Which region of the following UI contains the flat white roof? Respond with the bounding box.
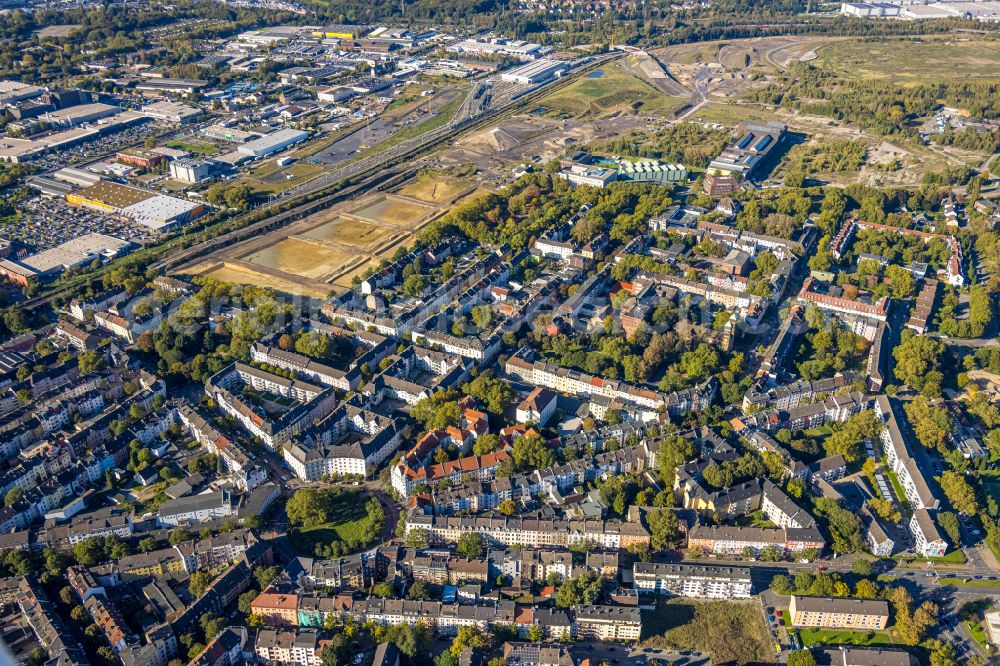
[122,194,201,228]
[21,233,132,272]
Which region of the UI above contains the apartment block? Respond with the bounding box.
[632,562,752,599]
[788,596,889,630]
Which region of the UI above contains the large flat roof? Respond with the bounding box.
[122,194,201,228]
[73,180,157,208]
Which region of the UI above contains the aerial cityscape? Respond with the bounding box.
[0,1,997,666]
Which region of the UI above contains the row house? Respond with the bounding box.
[742,373,858,413]
[687,524,825,557]
[403,552,490,586]
[171,545,272,637]
[255,628,325,666]
[405,513,651,550]
[38,507,133,547]
[829,217,964,287]
[788,595,889,631]
[69,289,129,321]
[505,347,716,419]
[206,363,337,451]
[175,401,268,492]
[860,506,895,558]
[910,508,948,558]
[17,577,90,665]
[755,392,867,433]
[157,490,235,527]
[173,528,260,574]
[760,480,816,530]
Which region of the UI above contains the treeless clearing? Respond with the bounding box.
[242,238,355,281]
[348,197,436,227]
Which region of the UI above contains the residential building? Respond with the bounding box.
[157,490,235,527]
[632,562,752,599]
[571,605,641,641]
[910,508,947,557]
[788,596,889,630]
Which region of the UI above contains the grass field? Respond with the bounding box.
[166,140,220,155]
[242,161,325,194]
[797,628,892,647]
[349,197,435,227]
[290,490,373,556]
[685,101,781,126]
[815,38,1000,83]
[540,65,685,118]
[398,174,472,204]
[242,238,355,281]
[301,217,396,250]
[640,600,774,665]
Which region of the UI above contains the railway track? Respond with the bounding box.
[19,55,619,311]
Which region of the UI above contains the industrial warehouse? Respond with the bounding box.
[66,181,206,231]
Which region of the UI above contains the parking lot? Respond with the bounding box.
[29,122,165,172]
[7,196,159,251]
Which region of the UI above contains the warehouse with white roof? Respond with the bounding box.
[237,128,309,158]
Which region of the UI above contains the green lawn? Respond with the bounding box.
[939,577,1000,587]
[894,550,967,565]
[967,620,989,649]
[885,469,911,511]
[289,490,374,556]
[166,140,220,156]
[797,628,892,647]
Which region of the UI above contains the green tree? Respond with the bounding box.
[72,537,104,566]
[408,579,431,600]
[463,376,513,413]
[406,528,430,549]
[285,488,329,528]
[940,471,979,516]
[4,487,23,507]
[237,590,257,615]
[77,350,106,374]
[813,497,864,553]
[456,532,484,558]
[169,528,193,546]
[450,626,492,657]
[893,333,945,396]
[189,571,211,598]
[511,432,555,471]
[787,650,817,666]
[647,508,679,550]
[851,559,873,576]
[937,511,961,545]
[372,582,394,598]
